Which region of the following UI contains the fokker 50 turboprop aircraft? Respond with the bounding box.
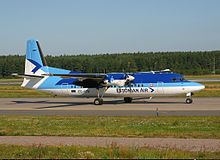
[18,39,205,105]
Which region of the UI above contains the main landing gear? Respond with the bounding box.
[93,88,106,105]
[124,97,132,103]
[185,92,193,104]
[94,98,103,105]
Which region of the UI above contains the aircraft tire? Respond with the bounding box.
[124,97,132,103]
[185,98,193,104]
[94,98,103,105]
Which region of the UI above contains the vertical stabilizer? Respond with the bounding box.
[22,39,48,88]
[24,39,47,76]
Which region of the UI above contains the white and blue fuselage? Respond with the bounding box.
[33,71,204,98]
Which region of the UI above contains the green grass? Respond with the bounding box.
[0,144,219,159]
[0,78,23,82]
[194,89,220,97]
[0,116,219,139]
[192,81,220,97]
[185,74,220,79]
[0,85,53,98]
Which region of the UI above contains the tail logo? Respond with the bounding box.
[27,59,42,73]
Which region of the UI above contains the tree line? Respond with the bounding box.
[0,51,219,77]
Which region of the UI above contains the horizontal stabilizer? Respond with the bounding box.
[12,73,44,79]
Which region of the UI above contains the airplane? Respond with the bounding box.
[16,39,205,105]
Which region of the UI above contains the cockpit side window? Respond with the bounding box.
[172,78,177,82]
[172,77,186,82]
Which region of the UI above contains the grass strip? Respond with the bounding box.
[185,74,220,79]
[0,116,219,139]
[0,144,219,159]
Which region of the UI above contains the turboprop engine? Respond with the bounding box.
[102,74,135,87]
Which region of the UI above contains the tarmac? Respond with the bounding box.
[0,97,219,116]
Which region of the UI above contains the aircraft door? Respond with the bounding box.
[157,82,164,94]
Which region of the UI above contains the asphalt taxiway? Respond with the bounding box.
[0,97,219,116]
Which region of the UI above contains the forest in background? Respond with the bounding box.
[0,51,219,77]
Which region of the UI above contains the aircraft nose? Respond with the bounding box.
[200,84,205,90]
[195,83,205,91]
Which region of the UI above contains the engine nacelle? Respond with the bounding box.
[111,79,127,86]
[101,75,135,87]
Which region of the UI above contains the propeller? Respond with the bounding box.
[102,74,135,87]
[124,74,135,93]
[124,74,134,85]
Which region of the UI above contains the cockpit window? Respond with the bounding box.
[172,77,186,82]
[172,78,176,82]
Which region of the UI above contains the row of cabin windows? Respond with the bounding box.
[110,84,144,88]
[64,84,145,88]
[66,82,192,88]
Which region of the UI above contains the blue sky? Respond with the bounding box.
[0,0,220,55]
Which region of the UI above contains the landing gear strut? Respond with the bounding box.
[93,88,106,105]
[124,97,132,103]
[185,92,193,104]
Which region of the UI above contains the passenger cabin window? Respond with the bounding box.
[71,90,76,93]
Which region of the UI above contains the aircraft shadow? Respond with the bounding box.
[12,100,92,109]
[12,99,184,109]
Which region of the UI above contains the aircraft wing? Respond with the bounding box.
[43,73,106,79]
[43,73,107,88]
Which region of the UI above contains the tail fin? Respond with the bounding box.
[22,39,71,89]
[24,39,47,76]
[22,39,48,88]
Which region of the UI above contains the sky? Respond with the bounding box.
[0,0,220,55]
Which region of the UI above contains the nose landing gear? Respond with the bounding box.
[185,98,193,104]
[185,92,193,104]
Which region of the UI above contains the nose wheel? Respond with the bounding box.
[185,98,193,104]
[185,92,193,104]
